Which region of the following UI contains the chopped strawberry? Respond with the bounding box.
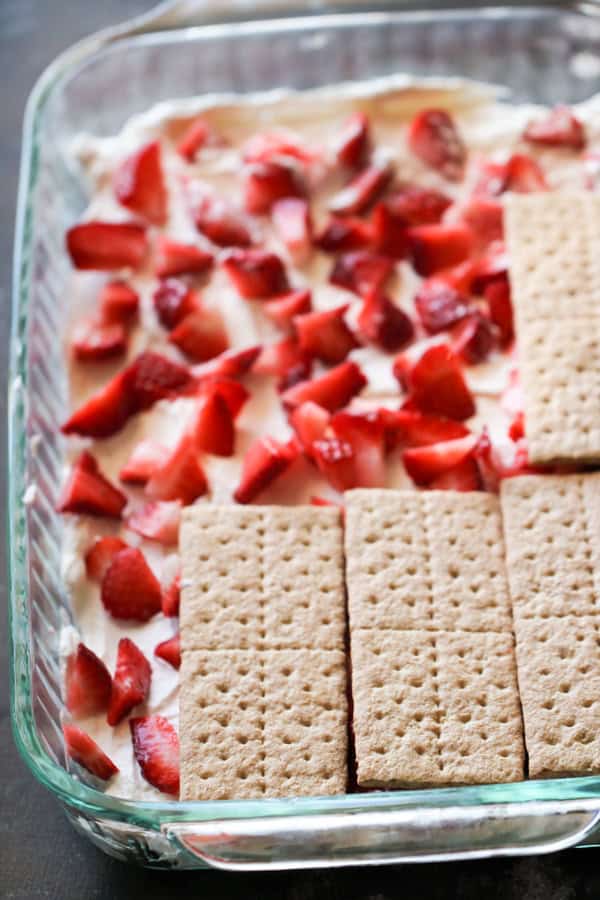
[71,319,127,362]
[61,370,133,438]
[197,376,250,418]
[281,360,367,412]
[414,279,471,335]
[458,198,504,252]
[57,452,127,519]
[335,112,371,168]
[473,427,500,492]
[119,440,169,485]
[428,455,482,491]
[126,500,182,546]
[271,198,312,262]
[330,251,394,297]
[504,154,548,193]
[127,351,192,411]
[432,259,479,295]
[252,337,312,389]
[233,437,299,503]
[192,195,252,248]
[290,401,331,455]
[114,140,168,226]
[329,163,392,216]
[130,715,179,796]
[264,289,312,328]
[403,433,478,485]
[243,131,316,165]
[398,344,476,421]
[162,574,180,617]
[452,312,496,364]
[107,637,152,727]
[177,117,223,161]
[508,410,525,442]
[471,244,509,294]
[99,281,140,326]
[197,346,261,379]
[524,105,586,150]
[244,161,304,215]
[154,236,213,278]
[155,634,181,670]
[370,202,410,259]
[484,278,514,345]
[310,495,342,509]
[194,391,235,456]
[145,433,207,505]
[222,248,289,299]
[84,536,128,581]
[384,185,452,226]
[315,216,373,253]
[66,643,112,717]
[330,410,386,488]
[153,279,198,329]
[66,221,148,271]
[383,409,469,450]
[312,438,356,492]
[169,308,229,362]
[408,224,473,276]
[63,725,118,780]
[407,109,466,181]
[294,304,358,364]
[101,547,163,621]
[357,292,414,352]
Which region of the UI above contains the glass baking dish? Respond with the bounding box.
[10,0,600,870]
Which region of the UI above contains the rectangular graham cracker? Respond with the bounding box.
[344,489,512,633]
[179,505,345,651]
[351,628,524,788]
[180,649,348,800]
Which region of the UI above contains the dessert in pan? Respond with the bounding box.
[56,76,600,800]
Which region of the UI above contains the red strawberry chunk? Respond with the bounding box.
[61,370,133,438]
[294,304,358,364]
[329,163,392,216]
[101,547,163,621]
[107,637,152,727]
[222,248,289,299]
[383,409,469,450]
[331,410,387,488]
[84,536,128,582]
[244,161,304,215]
[316,216,373,253]
[155,237,213,278]
[177,117,223,161]
[192,195,252,248]
[458,198,504,252]
[126,500,182,546]
[335,112,371,169]
[272,198,312,262]
[281,360,367,412]
[155,634,181,670]
[264,289,312,328]
[127,351,193,411]
[71,319,127,362]
[408,224,473,276]
[504,154,548,193]
[57,452,127,519]
[357,292,414,352]
[330,251,394,297]
[66,221,148,271]
[130,715,180,796]
[194,391,235,456]
[169,308,229,362]
[399,344,476,421]
[114,140,168,226]
[63,725,118,780]
[154,272,201,328]
[196,346,261,379]
[119,440,169,485]
[233,437,299,504]
[290,401,331,455]
[509,411,525,442]
[385,185,452,226]
[145,433,207,505]
[524,105,586,150]
[66,643,112,717]
[408,109,466,181]
[312,437,357,492]
[370,202,410,259]
[484,277,514,345]
[414,279,471,335]
[473,159,510,198]
[471,244,509,294]
[99,281,140,326]
[428,455,482,491]
[243,131,316,165]
[451,312,497,365]
[310,495,343,510]
[252,337,312,390]
[162,574,180,617]
[403,433,478,485]
[196,376,250,419]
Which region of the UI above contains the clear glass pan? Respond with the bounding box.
[10,1,600,869]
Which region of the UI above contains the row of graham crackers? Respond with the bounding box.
[178,477,600,800]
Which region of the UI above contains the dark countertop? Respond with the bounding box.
[2,2,600,897]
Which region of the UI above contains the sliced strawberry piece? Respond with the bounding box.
[414,279,471,335]
[71,319,127,363]
[61,370,133,439]
[313,437,357,492]
[357,292,414,352]
[281,360,367,412]
[196,346,261,379]
[192,195,252,248]
[310,495,342,510]
[101,547,163,621]
[197,377,250,419]
[271,198,312,262]
[66,221,147,271]
[504,154,548,193]
[474,427,500,493]
[57,452,127,519]
[408,224,473,276]
[114,140,168,226]
[385,185,452,226]
[432,259,479,295]
[63,725,118,780]
[252,337,312,390]
[407,109,466,181]
[290,401,331,455]
[335,112,371,169]
[244,161,304,215]
[428,455,482,491]
[404,433,478,485]
[222,248,289,299]
[484,277,514,345]
[107,637,152,727]
[119,440,170,485]
[126,500,182,546]
[84,536,128,582]
[399,344,476,421]
[330,251,394,297]
[145,433,207,505]
[315,216,373,253]
[127,351,192,411]
[194,391,235,456]
[130,715,179,796]
[294,304,358,364]
[458,198,504,252]
[233,437,299,503]
[153,279,199,329]
[177,117,223,161]
[508,410,525,442]
[154,634,181,670]
[66,643,112,717]
[154,237,213,278]
[99,281,140,326]
[331,409,386,488]
[451,312,496,365]
[471,243,509,294]
[162,573,180,617]
[370,202,410,259]
[243,131,316,165]
[169,308,229,362]
[383,409,469,450]
[329,163,392,216]
[473,159,509,197]
[264,289,312,328]
[524,105,586,150]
